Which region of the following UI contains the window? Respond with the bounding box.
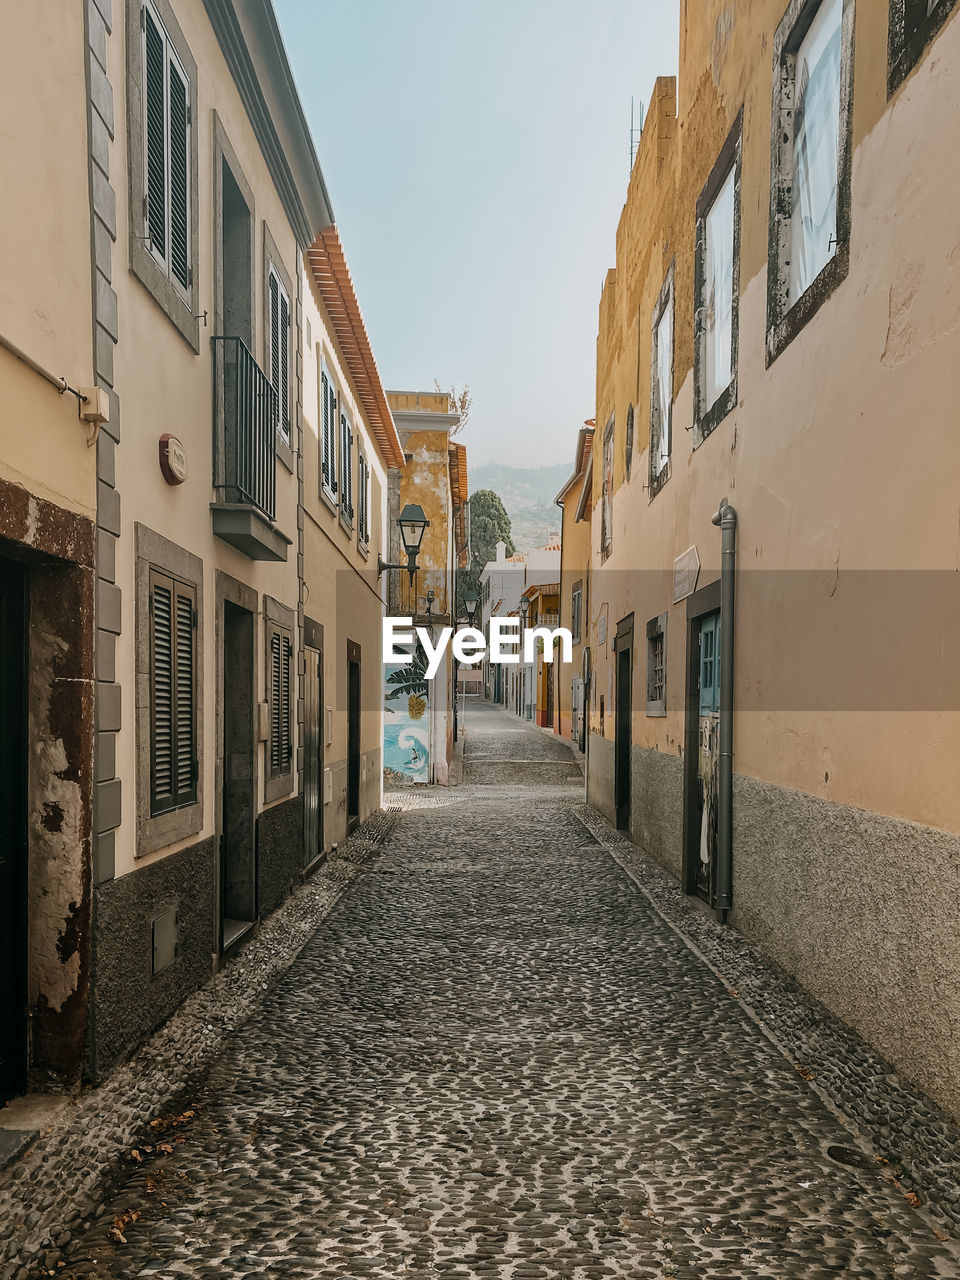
[571,582,583,643]
[625,405,634,479]
[340,408,354,525]
[149,568,197,814]
[268,267,291,443]
[320,366,338,501]
[600,416,614,560]
[142,1,191,295]
[127,0,198,347]
[649,269,674,498]
[357,449,371,547]
[767,0,853,363]
[267,621,293,779]
[889,0,958,93]
[694,113,742,444]
[646,614,667,717]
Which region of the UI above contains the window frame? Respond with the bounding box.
[693,111,743,447]
[571,581,583,644]
[649,265,675,500]
[600,413,615,561]
[356,445,371,552]
[766,0,855,366]
[135,524,204,856]
[888,0,959,95]
[624,404,635,479]
[319,359,339,507]
[339,404,354,531]
[262,224,295,472]
[646,613,668,717]
[125,0,199,351]
[263,593,297,803]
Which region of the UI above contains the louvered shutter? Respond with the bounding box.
[151,573,174,811]
[174,584,196,802]
[280,635,292,766]
[279,291,290,441]
[143,7,166,259]
[269,627,282,774]
[150,570,196,815]
[328,383,338,493]
[168,54,189,290]
[320,370,330,487]
[269,273,280,393]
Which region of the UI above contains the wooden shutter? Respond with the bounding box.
[268,623,292,777]
[340,413,353,519]
[150,569,197,815]
[269,273,280,393]
[279,290,290,440]
[320,370,330,487]
[143,6,166,259]
[168,52,189,290]
[328,382,338,493]
[151,573,174,811]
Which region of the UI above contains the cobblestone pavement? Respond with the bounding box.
[462,700,581,763]
[51,710,960,1278]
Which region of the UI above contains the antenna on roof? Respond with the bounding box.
[630,96,645,171]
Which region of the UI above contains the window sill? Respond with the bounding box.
[888,0,960,97]
[137,798,203,858]
[358,538,370,560]
[765,244,850,367]
[339,510,354,538]
[693,381,737,449]
[276,433,294,474]
[648,460,671,502]
[211,502,291,562]
[264,768,294,805]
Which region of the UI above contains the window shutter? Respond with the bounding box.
[168,54,189,290]
[279,290,290,439]
[328,384,338,492]
[281,635,292,764]
[269,273,280,394]
[143,7,166,259]
[269,626,282,774]
[174,583,196,802]
[320,370,329,485]
[151,574,174,811]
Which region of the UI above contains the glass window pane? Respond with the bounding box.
[704,166,735,409]
[789,0,843,304]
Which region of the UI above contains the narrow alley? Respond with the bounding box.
[50,706,960,1280]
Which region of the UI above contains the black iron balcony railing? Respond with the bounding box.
[212,336,277,521]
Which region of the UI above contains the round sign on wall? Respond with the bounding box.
[159,434,187,485]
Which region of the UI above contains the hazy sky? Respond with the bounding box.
[274,1,680,469]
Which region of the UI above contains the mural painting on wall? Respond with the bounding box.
[383,639,430,785]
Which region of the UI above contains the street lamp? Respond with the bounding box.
[463,590,479,620]
[378,503,430,582]
[518,595,529,625]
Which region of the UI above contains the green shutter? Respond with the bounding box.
[151,574,174,810]
[279,290,290,439]
[168,54,189,290]
[143,7,166,259]
[174,585,196,801]
[320,370,329,485]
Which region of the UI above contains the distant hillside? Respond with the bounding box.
[470,462,570,553]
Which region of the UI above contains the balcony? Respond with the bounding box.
[211,336,291,562]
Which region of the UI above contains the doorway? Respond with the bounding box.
[0,560,27,1105]
[614,614,634,832]
[682,580,723,907]
[303,639,323,867]
[346,640,361,833]
[221,601,256,949]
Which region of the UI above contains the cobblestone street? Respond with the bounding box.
[53,706,960,1279]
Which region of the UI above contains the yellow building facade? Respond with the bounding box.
[580,0,960,1120]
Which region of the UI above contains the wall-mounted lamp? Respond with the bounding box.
[377,503,430,582]
[463,591,479,620]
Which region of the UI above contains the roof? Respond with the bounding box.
[574,453,594,523]
[556,424,596,505]
[306,227,405,470]
[522,582,561,599]
[204,0,334,243]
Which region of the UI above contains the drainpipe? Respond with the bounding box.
[710,497,737,918]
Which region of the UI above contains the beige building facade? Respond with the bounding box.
[555,425,594,749]
[581,0,960,1120]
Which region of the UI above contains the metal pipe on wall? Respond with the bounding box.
[711,497,738,917]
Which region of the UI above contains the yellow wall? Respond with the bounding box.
[587,0,960,833]
[0,0,96,518]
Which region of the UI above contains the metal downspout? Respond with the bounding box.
[711,497,738,917]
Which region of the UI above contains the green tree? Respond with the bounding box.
[459,489,515,606]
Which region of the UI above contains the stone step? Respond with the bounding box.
[462,758,584,785]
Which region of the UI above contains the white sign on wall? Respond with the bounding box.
[673,545,701,603]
